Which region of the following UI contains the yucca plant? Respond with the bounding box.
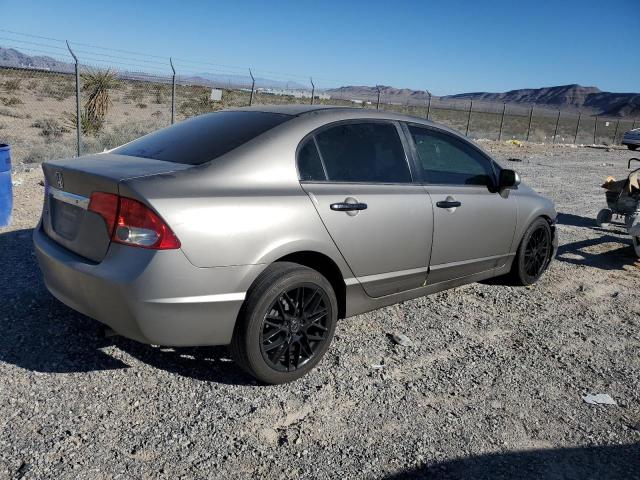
[81,69,119,132]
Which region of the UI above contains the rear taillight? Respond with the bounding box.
[88,192,119,236]
[88,192,180,250]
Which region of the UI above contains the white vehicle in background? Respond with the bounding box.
[622,128,640,151]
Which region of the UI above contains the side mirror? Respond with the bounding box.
[498,169,520,190]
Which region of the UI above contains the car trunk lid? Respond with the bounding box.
[41,153,191,262]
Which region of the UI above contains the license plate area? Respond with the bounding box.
[50,196,85,241]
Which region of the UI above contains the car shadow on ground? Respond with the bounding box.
[557,212,597,229]
[0,228,254,385]
[555,234,638,270]
[556,212,628,234]
[384,443,640,479]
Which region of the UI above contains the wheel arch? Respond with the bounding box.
[274,251,347,319]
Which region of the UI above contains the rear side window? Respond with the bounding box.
[313,123,411,183]
[113,111,291,165]
[297,139,326,181]
[408,126,495,186]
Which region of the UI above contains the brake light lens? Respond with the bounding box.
[88,192,180,250]
[88,192,119,236]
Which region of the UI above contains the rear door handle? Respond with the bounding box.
[330,202,368,211]
[436,200,462,208]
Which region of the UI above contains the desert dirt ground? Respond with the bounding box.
[0,141,639,479]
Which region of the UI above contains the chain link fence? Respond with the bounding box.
[0,61,637,166]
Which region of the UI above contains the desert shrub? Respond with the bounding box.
[136,102,148,109]
[22,141,76,164]
[152,84,168,104]
[3,79,21,92]
[179,89,221,117]
[81,69,119,132]
[86,120,163,152]
[1,97,22,107]
[63,110,103,136]
[40,81,74,101]
[0,107,26,119]
[32,118,68,140]
[26,80,38,90]
[123,89,144,104]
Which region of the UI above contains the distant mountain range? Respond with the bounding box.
[327,84,640,118]
[327,85,432,104]
[445,84,640,117]
[0,46,74,73]
[1,46,638,117]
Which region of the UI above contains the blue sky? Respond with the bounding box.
[1,0,637,95]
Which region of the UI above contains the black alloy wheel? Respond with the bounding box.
[260,284,331,372]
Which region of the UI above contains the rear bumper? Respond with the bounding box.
[33,225,264,346]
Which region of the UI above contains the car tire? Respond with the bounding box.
[508,217,553,286]
[596,208,613,227]
[230,262,338,384]
[627,145,638,151]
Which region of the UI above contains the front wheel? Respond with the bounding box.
[596,208,613,227]
[230,262,337,384]
[509,218,553,286]
[627,145,639,151]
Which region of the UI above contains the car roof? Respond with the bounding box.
[230,104,455,133]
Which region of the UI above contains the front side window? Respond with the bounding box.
[408,126,495,186]
[312,122,412,183]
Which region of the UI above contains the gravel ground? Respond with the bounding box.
[1,142,639,479]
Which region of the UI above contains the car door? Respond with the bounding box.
[405,124,516,283]
[298,121,433,298]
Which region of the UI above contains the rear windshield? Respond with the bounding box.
[112,111,292,165]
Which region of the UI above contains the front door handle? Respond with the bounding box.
[436,200,462,208]
[330,202,368,212]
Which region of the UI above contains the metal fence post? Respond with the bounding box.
[633,119,637,130]
[593,116,598,144]
[170,57,176,125]
[574,112,581,144]
[612,120,620,145]
[310,77,315,105]
[553,110,561,143]
[526,105,534,142]
[376,85,381,109]
[249,69,255,106]
[465,100,473,136]
[498,103,506,141]
[426,93,431,120]
[66,41,81,157]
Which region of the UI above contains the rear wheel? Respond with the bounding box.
[596,208,613,227]
[509,218,553,286]
[230,262,337,384]
[627,145,638,151]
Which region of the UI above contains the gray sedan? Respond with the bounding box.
[622,128,640,150]
[34,105,557,384]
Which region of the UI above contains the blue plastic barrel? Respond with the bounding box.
[0,144,12,227]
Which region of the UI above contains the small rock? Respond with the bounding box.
[392,333,413,347]
[582,393,617,406]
